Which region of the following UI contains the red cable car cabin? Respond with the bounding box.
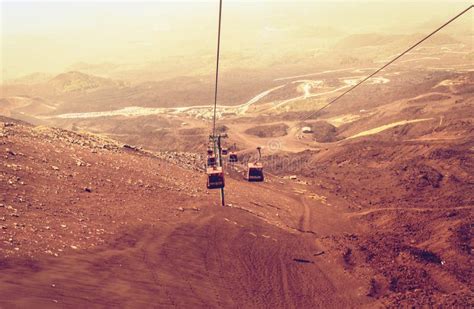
[247,162,264,182]
[207,166,225,189]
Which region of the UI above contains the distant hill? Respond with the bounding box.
[335,33,459,50]
[335,33,406,49]
[67,61,120,74]
[6,72,54,85]
[48,71,124,94]
[415,33,459,45]
[0,115,32,126]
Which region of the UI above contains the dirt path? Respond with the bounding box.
[228,123,315,153]
[346,118,434,140]
[348,205,473,217]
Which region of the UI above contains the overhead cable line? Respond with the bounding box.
[212,0,223,137]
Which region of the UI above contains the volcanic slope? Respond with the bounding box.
[260,88,474,307]
[0,118,380,308]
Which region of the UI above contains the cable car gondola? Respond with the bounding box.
[247,162,264,182]
[229,152,238,163]
[221,147,228,156]
[207,166,225,189]
[207,155,217,167]
[246,146,264,182]
[228,143,238,163]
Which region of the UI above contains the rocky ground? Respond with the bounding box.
[0,121,207,259]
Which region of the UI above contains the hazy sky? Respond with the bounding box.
[1,0,472,82]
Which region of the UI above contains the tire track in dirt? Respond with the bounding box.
[278,255,295,309]
[349,205,473,217]
[298,197,312,233]
[141,247,177,307]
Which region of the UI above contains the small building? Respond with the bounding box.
[301,126,313,133]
